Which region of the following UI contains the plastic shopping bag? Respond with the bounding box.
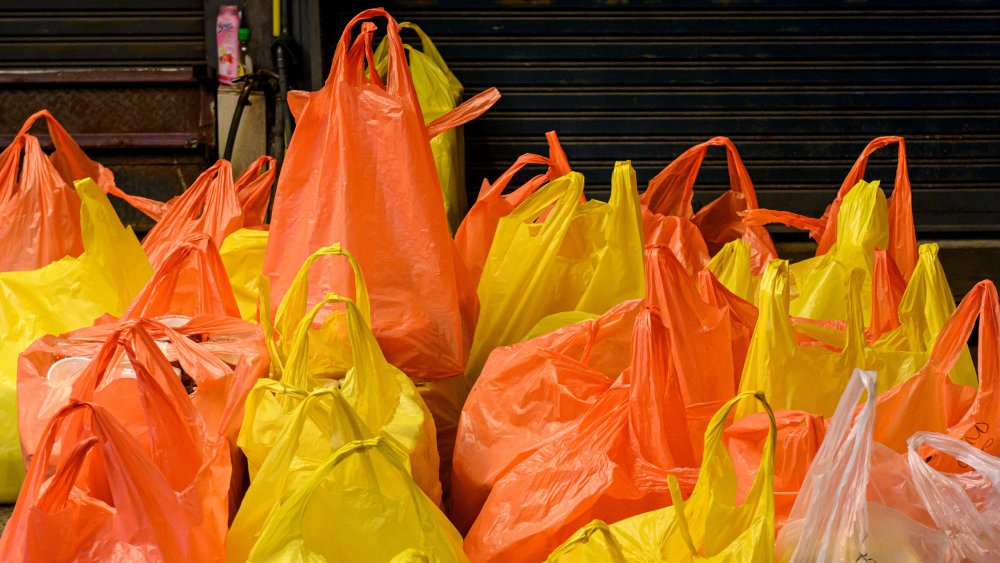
[139,159,244,268]
[904,432,1000,560]
[548,392,777,562]
[264,9,499,380]
[745,136,917,280]
[240,290,440,502]
[455,131,571,286]
[872,279,1000,466]
[467,161,644,380]
[465,306,710,562]
[0,178,150,500]
[775,370,952,562]
[0,401,230,562]
[736,259,927,418]
[220,228,270,321]
[245,437,467,563]
[452,246,754,532]
[18,319,258,516]
[641,136,778,274]
[227,385,372,561]
[375,22,466,232]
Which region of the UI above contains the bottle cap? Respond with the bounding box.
[238,27,251,41]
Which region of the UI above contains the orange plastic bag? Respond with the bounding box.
[0,400,230,562]
[122,233,243,320]
[452,246,755,532]
[454,130,571,286]
[142,156,274,268]
[872,279,1000,466]
[641,137,778,274]
[264,9,499,380]
[0,114,84,271]
[464,296,749,561]
[17,316,264,504]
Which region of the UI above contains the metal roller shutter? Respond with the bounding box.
[329,0,1000,240]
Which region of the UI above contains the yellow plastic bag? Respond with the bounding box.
[262,243,370,380]
[467,162,644,380]
[219,227,268,322]
[548,391,777,562]
[736,259,927,418]
[375,22,466,232]
[246,437,468,563]
[706,239,754,302]
[228,384,373,561]
[788,180,888,324]
[0,178,150,500]
[239,288,441,503]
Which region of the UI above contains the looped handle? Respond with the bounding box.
[479,130,571,202]
[907,431,1000,556]
[925,281,999,385]
[22,402,98,512]
[548,520,630,563]
[668,390,776,557]
[122,232,241,320]
[823,137,916,278]
[234,155,276,228]
[280,292,371,390]
[13,109,113,192]
[329,9,406,95]
[266,244,370,376]
[642,136,759,218]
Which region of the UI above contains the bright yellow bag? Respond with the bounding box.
[376,22,466,232]
[246,437,468,563]
[262,243,370,380]
[706,239,754,302]
[219,227,268,322]
[467,162,644,380]
[239,287,441,503]
[0,178,150,500]
[548,391,777,562]
[736,260,928,419]
[228,384,373,561]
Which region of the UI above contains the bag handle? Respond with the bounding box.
[546,520,630,563]
[924,280,999,387]
[15,109,112,192]
[123,233,241,320]
[869,248,905,339]
[666,391,776,558]
[234,155,276,228]
[373,22,461,90]
[264,244,370,375]
[280,292,391,415]
[68,323,203,483]
[741,208,826,241]
[786,370,878,561]
[478,130,571,202]
[425,87,501,139]
[907,431,1000,556]
[822,137,917,278]
[330,9,407,94]
[642,136,759,219]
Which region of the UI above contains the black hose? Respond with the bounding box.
[223,81,254,161]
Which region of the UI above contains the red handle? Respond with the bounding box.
[642,136,759,218]
[926,281,998,391]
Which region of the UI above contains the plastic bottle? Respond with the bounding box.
[216,5,241,84]
[238,27,253,76]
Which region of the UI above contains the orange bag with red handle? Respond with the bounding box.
[264,9,498,380]
[0,400,230,562]
[455,130,571,286]
[641,136,778,274]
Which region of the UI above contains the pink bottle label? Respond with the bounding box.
[216,7,240,84]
